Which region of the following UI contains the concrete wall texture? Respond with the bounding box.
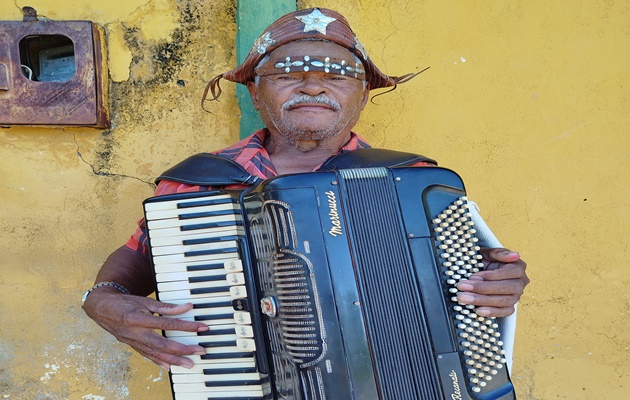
[0,0,628,399]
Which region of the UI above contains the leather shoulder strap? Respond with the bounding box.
[156,153,261,186]
[318,148,437,171]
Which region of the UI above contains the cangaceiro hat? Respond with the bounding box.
[202,8,426,105]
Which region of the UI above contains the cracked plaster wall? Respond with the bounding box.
[1,0,628,399]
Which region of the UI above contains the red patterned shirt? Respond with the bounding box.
[126,129,428,253]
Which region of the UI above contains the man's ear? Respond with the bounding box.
[247,81,260,110]
[360,84,370,110]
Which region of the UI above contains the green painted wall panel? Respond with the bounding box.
[236,0,297,138]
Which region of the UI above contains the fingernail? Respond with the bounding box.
[476,308,491,316]
[458,293,475,304]
[194,347,206,355]
[197,324,209,332]
[456,282,474,291]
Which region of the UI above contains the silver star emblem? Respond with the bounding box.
[295,9,337,35]
[251,32,275,55]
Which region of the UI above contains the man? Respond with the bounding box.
[83,8,528,372]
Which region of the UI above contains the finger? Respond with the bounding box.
[121,312,209,334]
[137,346,198,370]
[144,299,195,316]
[457,278,525,296]
[474,306,516,318]
[126,331,206,365]
[457,292,520,310]
[470,261,527,281]
[479,247,521,263]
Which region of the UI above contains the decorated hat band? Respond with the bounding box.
[255,55,366,80]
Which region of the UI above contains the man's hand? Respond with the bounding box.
[83,288,209,370]
[455,248,529,318]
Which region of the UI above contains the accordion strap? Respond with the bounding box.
[319,148,437,171]
[156,153,261,186]
[156,148,437,186]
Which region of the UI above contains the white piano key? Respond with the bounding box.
[183,353,256,365]
[153,257,241,274]
[236,339,256,351]
[173,387,264,398]
[150,239,239,257]
[149,227,245,247]
[173,334,239,346]
[156,268,233,284]
[158,273,244,292]
[165,323,237,338]
[158,288,232,301]
[147,214,241,230]
[233,311,251,325]
[145,202,241,221]
[170,360,256,375]
[161,305,235,320]
[235,325,254,338]
[158,277,230,293]
[230,286,248,299]
[153,251,241,266]
[144,194,234,212]
[160,294,233,306]
[173,382,264,394]
[171,372,262,384]
[147,224,242,239]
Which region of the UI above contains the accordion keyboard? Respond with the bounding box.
[144,192,268,400]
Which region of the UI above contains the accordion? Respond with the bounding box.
[143,166,516,400]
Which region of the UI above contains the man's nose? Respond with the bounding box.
[297,75,328,95]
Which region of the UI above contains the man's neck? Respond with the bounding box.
[264,131,352,175]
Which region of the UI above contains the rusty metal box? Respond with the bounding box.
[0,11,109,128]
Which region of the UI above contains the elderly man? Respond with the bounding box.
[83,7,528,373]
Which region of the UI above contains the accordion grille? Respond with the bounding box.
[339,168,442,399]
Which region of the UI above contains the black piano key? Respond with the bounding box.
[193,301,233,309]
[180,220,243,231]
[199,340,237,348]
[194,313,234,322]
[232,298,249,311]
[182,235,241,246]
[189,275,226,283]
[190,286,230,295]
[184,247,239,258]
[197,328,235,336]
[178,209,241,220]
[205,379,262,388]
[200,352,253,360]
[202,366,258,375]
[186,262,226,272]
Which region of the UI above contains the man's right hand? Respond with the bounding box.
[83,287,209,370]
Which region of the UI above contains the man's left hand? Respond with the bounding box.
[455,248,529,318]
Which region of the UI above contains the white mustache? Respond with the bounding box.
[282,95,341,111]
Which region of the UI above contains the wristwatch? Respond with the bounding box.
[81,281,130,307]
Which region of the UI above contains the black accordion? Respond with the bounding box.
[143,166,516,400]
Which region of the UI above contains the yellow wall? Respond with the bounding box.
[1,0,627,399]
